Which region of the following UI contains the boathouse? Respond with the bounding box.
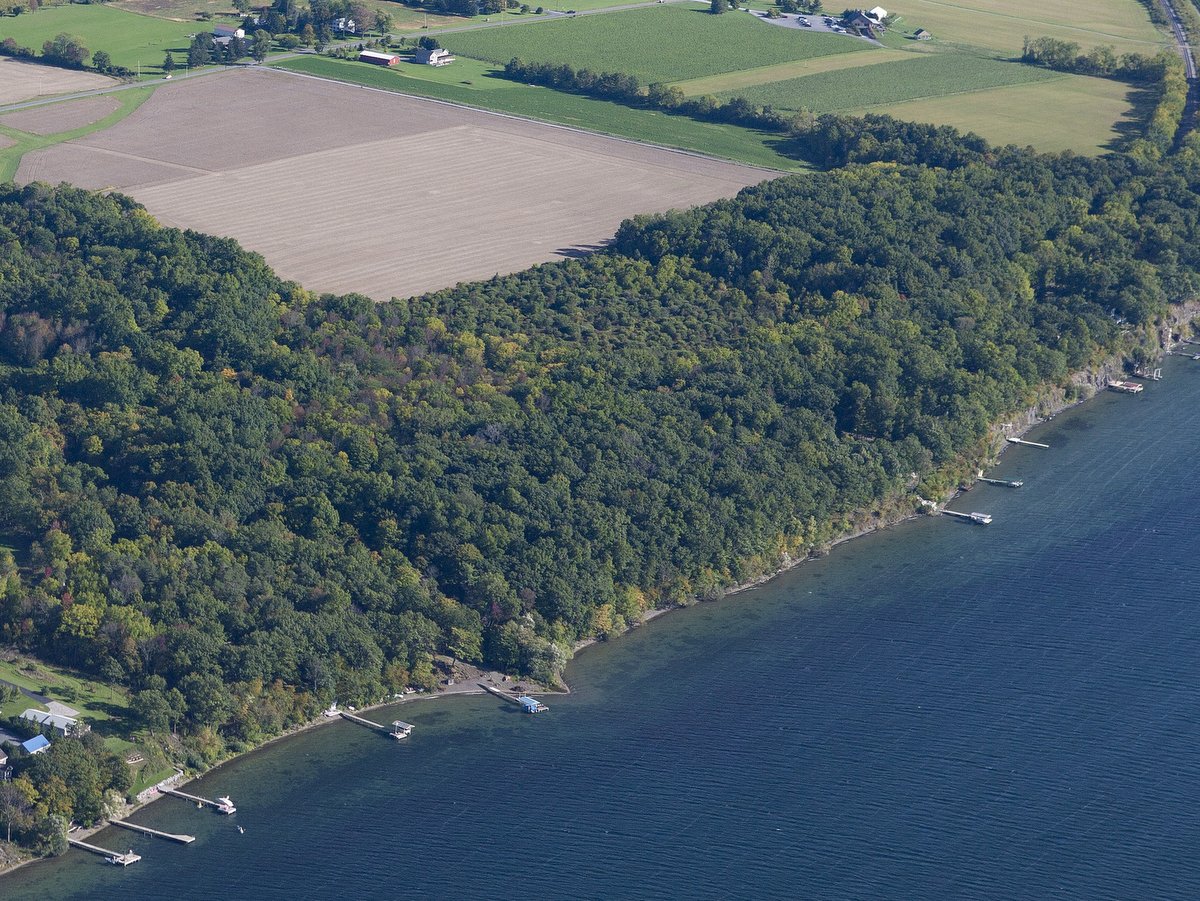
[518,696,548,714]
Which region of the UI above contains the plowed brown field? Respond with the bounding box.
[19,68,773,299]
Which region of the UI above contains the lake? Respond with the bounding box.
[6,359,1200,900]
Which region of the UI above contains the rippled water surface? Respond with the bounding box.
[7,361,1200,900]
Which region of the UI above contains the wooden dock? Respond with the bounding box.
[110,819,195,844]
[1006,437,1049,449]
[480,683,523,705]
[160,787,236,814]
[68,837,141,866]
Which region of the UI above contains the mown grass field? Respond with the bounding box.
[276,55,806,169]
[442,5,870,83]
[860,74,1136,154]
[0,4,197,74]
[719,53,1057,114]
[675,48,911,96]
[888,0,1166,55]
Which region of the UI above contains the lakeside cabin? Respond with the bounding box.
[360,50,400,67]
[414,47,454,67]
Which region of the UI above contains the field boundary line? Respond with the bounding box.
[262,64,786,175]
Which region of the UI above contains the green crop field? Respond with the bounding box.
[860,74,1136,154]
[274,55,806,170]
[0,4,197,75]
[442,5,870,83]
[718,52,1056,114]
[888,0,1165,55]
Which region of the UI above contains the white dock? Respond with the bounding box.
[978,477,1023,488]
[340,710,414,739]
[109,819,196,844]
[68,837,141,866]
[942,510,993,525]
[1107,380,1144,394]
[160,787,236,814]
[1006,437,1049,449]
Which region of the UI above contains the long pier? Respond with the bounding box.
[110,819,196,844]
[1006,437,1049,449]
[978,477,1023,488]
[160,787,236,814]
[480,683,523,705]
[68,837,141,866]
[339,710,413,739]
[480,682,549,713]
[942,510,993,525]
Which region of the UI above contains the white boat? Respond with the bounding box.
[216,796,237,815]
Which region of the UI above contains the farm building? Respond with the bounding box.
[914,28,932,40]
[414,48,455,67]
[19,708,83,736]
[21,735,50,756]
[867,5,887,20]
[213,24,245,39]
[359,50,400,66]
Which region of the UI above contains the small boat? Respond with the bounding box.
[237,825,245,834]
[216,796,237,815]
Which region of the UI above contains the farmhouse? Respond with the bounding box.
[213,24,245,39]
[359,50,400,66]
[414,47,455,67]
[844,11,879,34]
[914,28,931,40]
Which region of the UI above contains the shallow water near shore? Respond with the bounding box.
[7,360,1200,900]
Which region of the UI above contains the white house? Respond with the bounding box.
[20,708,83,737]
[213,24,245,39]
[414,47,454,67]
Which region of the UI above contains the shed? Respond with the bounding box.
[21,735,50,755]
[359,50,400,66]
[414,47,454,67]
[914,28,932,40]
[867,5,887,20]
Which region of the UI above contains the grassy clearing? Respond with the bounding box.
[0,86,154,181]
[860,73,1136,154]
[888,0,1166,55]
[442,5,869,83]
[0,4,198,74]
[673,48,912,96]
[275,55,807,169]
[717,52,1056,114]
[0,653,131,731]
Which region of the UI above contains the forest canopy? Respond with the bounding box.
[1,119,1200,746]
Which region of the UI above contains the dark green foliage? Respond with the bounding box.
[1,121,1199,754]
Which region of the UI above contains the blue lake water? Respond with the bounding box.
[6,360,1200,900]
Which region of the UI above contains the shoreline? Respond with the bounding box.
[2,316,1194,882]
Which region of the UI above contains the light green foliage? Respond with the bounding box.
[0,4,197,74]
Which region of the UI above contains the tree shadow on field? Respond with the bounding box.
[555,240,610,259]
[1106,82,1162,153]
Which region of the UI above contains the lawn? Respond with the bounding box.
[860,73,1136,154]
[441,5,870,83]
[887,0,1166,55]
[717,52,1057,114]
[275,55,808,169]
[0,4,199,75]
[0,653,132,732]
